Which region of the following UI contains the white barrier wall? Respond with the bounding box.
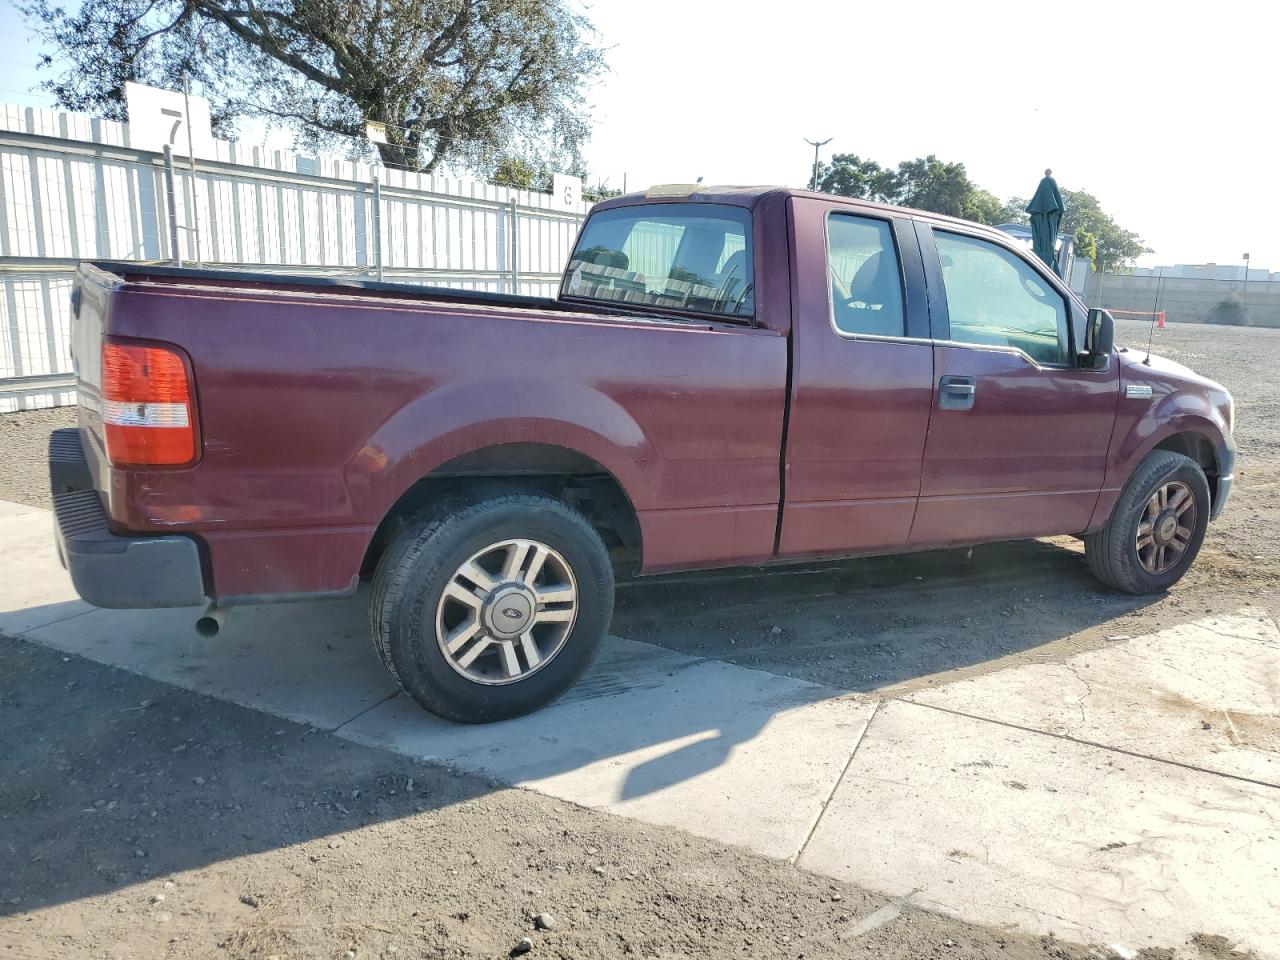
[0,103,588,411]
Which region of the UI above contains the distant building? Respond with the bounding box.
[1131,263,1277,281]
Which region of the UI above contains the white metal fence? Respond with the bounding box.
[0,103,588,412]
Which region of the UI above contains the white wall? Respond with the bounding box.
[0,103,588,411]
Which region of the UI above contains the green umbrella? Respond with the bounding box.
[1026,169,1064,277]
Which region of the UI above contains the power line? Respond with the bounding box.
[0,85,59,102]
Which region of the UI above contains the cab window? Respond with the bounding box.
[563,203,753,319]
[827,215,906,337]
[934,231,1069,365]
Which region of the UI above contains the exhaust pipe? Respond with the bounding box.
[195,603,227,638]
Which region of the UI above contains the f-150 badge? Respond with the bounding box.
[1125,384,1154,399]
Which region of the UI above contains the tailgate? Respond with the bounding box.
[67,263,123,494]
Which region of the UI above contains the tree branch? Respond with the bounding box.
[189,0,344,94]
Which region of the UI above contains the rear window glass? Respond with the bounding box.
[562,203,754,319]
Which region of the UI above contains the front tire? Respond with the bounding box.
[1084,450,1210,594]
[370,491,614,723]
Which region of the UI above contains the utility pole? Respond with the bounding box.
[1242,252,1250,300]
[805,137,832,192]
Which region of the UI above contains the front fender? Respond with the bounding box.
[348,377,655,523]
[1108,399,1228,488]
[1088,386,1230,529]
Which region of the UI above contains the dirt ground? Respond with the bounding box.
[0,406,70,509]
[0,317,1274,959]
[1,637,1132,960]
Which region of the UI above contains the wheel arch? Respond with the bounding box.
[361,441,644,580]
[1151,430,1220,490]
[1089,419,1227,531]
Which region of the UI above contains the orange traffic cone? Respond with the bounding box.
[1157,311,1166,328]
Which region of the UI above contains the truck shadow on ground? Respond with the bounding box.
[1,536,1163,915]
[614,535,1163,693]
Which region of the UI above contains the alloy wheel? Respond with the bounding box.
[435,538,578,684]
[1135,480,1197,575]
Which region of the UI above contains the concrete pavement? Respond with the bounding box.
[1,500,1276,957]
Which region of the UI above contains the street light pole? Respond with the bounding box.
[805,137,832,192]
[1242,252,1250,301]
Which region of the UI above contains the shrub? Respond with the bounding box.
[1207,293,1250,326]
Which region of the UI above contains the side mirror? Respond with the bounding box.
[1084,307,1114,368]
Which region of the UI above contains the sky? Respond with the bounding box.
[2,0,1277,270]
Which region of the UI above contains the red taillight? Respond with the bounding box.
[102,340,197,467]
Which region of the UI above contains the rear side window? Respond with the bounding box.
[934,231,1069,366]
[563,203,754,318]
[827,215,906,337]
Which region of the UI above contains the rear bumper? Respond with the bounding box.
[49,428,207,608]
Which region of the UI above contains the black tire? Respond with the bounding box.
[1084,450,1210,594]
[369,491,614,723]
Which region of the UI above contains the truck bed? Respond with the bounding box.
[71,260,789,602]
[87,261,745,329]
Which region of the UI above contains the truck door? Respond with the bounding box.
[908,222,1119,546]
[776,197,935,557]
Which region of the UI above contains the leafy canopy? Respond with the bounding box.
[815,153,1150,271]
[1059,189,1151,273]
[20,0,604,174]
[488,155,620,203]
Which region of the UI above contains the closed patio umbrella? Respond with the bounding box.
[1026,169,1065,277]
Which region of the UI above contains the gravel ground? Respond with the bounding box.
[0,405,74,508]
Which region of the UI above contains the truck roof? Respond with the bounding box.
[595,185,1015,244]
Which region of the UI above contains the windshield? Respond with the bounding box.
[562,203,754,319]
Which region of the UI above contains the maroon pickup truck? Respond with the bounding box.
[51,185,1235,722]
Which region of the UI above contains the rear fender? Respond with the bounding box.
[350,378,655,524]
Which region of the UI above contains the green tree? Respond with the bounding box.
[994,196,1030,226]
[808,155,1147,267]
[817,152,981,220]
[20,0,603,174]
[583,181,623,203]
[491,157,550,191]
[1059,189,1150,272]
[816,153,897,202]
[963,188,1006,226]
[893,155,974,218]
[1073,229,1098,270]
[490,156,619,205]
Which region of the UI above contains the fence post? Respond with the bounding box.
[162,145,182,266]
[509,198,520,295]
[182,73,203,266]
[371,173,384,281]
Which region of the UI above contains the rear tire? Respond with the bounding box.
[369,491,614,723]
[1084,450,1210,594]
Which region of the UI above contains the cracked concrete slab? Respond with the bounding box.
[906,611,1280,786]
[797,699,1280,958]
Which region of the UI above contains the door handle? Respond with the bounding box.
[938,375,976,411]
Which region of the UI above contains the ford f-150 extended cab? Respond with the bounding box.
[50,185,1236,722]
